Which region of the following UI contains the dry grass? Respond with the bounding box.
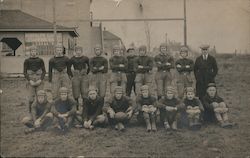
[1,55,250,157]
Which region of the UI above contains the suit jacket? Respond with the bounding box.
[194,54,218,84]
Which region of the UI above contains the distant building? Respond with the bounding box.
[91,25,123,57]
[0,10,78,74]
[0,0,91,53]
[0,10,78,56]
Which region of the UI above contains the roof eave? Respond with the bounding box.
[0,28,79,37]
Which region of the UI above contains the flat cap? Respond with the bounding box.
[200,44,210,50]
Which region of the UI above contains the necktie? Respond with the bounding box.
[203,55,207,60]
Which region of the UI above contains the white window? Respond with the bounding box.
[25,33,63,55]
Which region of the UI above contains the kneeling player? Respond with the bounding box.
[157,86,183,131]
[202,83,232,128]
[136,85,157,132]
[103,86,134,131]
[82,87,107,129]
[21,90,53,134]
[51,87,77,131]
[183,87,204,129]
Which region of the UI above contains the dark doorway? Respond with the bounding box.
[0,38,22,56]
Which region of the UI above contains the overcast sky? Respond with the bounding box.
[91,0,250,53]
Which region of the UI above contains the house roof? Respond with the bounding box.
[103,30,121,40]
[0,10,78,37]
[91,26,121,41]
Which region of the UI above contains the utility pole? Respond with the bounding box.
[100,22,104,53]
[0,0,4,16]
[53,0,57,48]
[184,0,187,46]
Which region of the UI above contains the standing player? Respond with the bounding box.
[109,45,128,96]
[69,46,89,110]
[49,45,71,99]
[89,45,108,98]
[154,43,174,100]
[23,46,46,112]
[134,45,154,95]
[175,46,194,99]
[126,47,137,97]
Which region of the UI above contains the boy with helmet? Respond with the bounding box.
[23,46,46,112]
[82,86,107,129]
[134,45,154,95]
[175,46,195,99]
[157,86,183,131]
[154,43,174,100]
[48,45,71,99]
[51,87,77,131]
[183,87,204,129]
[21,90,53,134]
[89,44,108,97]
[69,46,90,110]
[109,45,128,96]
[103,86,134,131]
[135,85,157,132]
[202,83,232,128]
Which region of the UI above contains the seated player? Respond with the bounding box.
[183,87,204,130]
[21,90,53,134]
[51,87,77,132]
[82,86,107,129]
[136,85,157,132]
[202,83,232,128]
[103,86,134,131]
[157,86,183,131]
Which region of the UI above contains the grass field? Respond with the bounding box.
[1,54,250,157]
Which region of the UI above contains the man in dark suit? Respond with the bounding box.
[194,44,218,99]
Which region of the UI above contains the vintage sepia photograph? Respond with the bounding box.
[0,0,250,157]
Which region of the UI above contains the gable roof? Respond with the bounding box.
[0,10,78,37]
[103,30,121,40]
[91,26,121,41]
